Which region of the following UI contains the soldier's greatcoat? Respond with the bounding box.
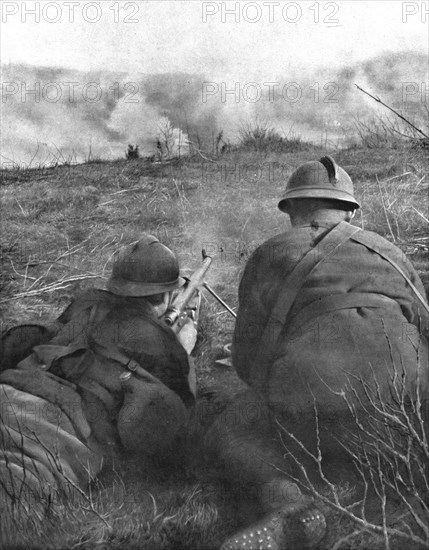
[0,289,194,508]
[233,221,428,455]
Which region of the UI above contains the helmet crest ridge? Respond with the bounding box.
[319,156,338,185]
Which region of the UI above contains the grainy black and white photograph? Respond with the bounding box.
[0,1,428,549]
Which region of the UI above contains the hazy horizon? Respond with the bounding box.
[1,1,428,165]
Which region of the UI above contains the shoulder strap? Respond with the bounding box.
[88,300,194,402]
[252,221,361,388]
[41,303,140,375]
[86,302,143,371]
[90,337,142,373]
[266,221,360,327]
[350,232,429,315]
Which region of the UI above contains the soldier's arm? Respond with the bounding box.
[402,256,429,339]
[382,235,429,335]
[363,231,429,338]
[0,291,90,370]
[0,323,59,371]
[232,249,268,385]
[90,312,195,406]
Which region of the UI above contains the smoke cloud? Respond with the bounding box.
[1,51,427,167]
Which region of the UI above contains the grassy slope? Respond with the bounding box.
[0,144,428,549]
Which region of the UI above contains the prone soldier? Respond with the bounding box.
[0,235,199,525]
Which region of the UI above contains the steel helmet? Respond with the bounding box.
[278,156,360,212]
[107,235,185,297]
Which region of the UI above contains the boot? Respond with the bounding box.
[221,499,325,550]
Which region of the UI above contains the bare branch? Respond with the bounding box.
[355,84,429,140]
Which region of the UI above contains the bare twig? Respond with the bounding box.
[273,332,428,548]
[0,274,105,303]
[412,206,429,224]
[355,84,429,140]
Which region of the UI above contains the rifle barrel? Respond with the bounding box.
[164,256,212,327]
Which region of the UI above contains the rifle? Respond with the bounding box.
[163,250,212,334]
[163,250,237,334]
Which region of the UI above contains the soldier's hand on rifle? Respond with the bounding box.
[175,289,200,355]
[176,315,198,355]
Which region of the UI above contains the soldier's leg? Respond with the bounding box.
[203,389,326,549]
[204,390,295,505]
[0,383,104,543]
[0,384,103,487]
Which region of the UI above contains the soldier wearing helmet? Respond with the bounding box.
[0,235,197,523]
[207,157,428,550]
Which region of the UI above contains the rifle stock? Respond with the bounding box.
[163,254,212,334]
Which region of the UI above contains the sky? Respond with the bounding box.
[1,1,428,78]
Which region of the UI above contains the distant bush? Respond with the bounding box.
[236,121,310,153]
